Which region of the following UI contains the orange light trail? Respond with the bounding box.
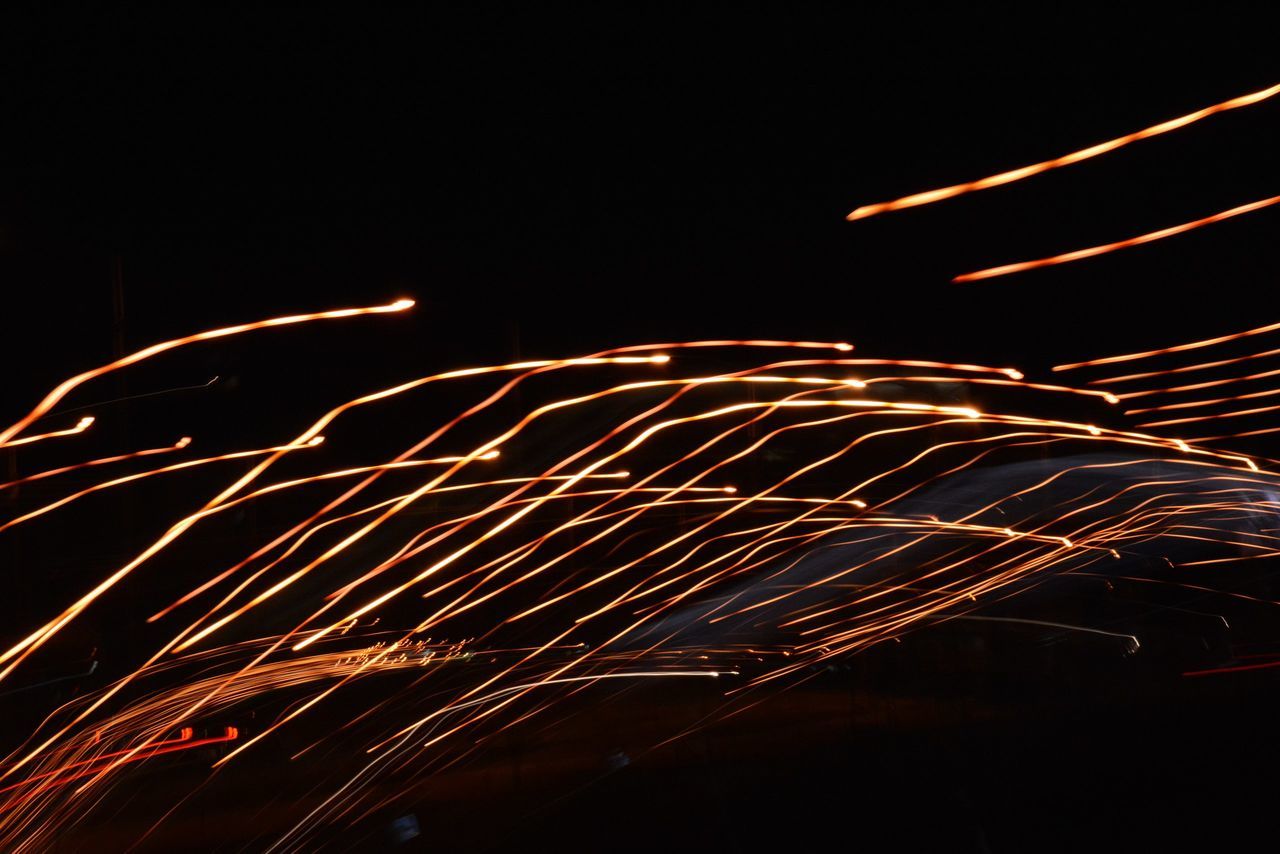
[0,441,322,535]
[1190,424,1280,442]
[1125,386,1280,416]
[0,417,95,450]
[953,194,1280,283]
[0,437,190,492]
[1055,318,1280,372]
[1090,345,1280,385]
[1114,364,1280,401]
[846,81,1280,220]
[1137,401,1280,429]
[0,299,414,448]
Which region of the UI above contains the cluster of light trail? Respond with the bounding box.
[1055,317,1280,443]
[1,298,1277,848]
[846,80,1279,282]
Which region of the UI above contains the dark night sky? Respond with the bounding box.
[2,9,1277,420]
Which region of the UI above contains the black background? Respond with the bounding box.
[2,8,1277,403]
[2,9,1279,852]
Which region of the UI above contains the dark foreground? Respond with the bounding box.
[53,605,1280,853]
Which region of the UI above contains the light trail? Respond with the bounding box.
[1125,386,1280,416]
[0,441,323,535]
[0,417,95,450]
[952,194,1280,283]
[847,81,1280,220]
[0,438,190,492]
[1055,318,1280,372]
[1091,345,1280,386]
[1115,364,1280,401]
[1137,401,1280,429]
[0,299,414,448]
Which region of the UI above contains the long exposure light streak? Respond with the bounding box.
[0,437,190,492]
[0,417,94,450]
[1055,318,1280,372]
[952,194,1280,283]
[846,81,1280,220]
[0,299,414,448]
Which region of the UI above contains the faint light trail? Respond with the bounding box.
[1184,659,1280,677]
[859,375,1119,403]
